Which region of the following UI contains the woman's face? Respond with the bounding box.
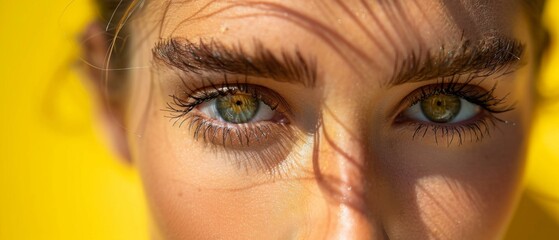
[119,0,536,239]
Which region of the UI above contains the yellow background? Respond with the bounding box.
[0,0,558,239]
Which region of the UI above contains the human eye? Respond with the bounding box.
[196,87,285,125]
[167,80,291,145]
[165,79,302,174]
[395,78,515,145]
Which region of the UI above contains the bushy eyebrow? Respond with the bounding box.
[152,38,317,88]
[152,36,524,88]
[389,37,525,86]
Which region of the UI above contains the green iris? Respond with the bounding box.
[216,94,260,123]
[420,94,461,123]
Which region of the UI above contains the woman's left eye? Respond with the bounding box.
[403,94,481,124]
[197,93,277,124]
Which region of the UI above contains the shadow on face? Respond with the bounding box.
[85,0,546,239]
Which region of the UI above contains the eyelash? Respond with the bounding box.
[165,78,301,175]
[395,75,515,145]
[165,73,514,174]
[166,77,288,124]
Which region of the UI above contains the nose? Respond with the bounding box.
[304,108,387,240]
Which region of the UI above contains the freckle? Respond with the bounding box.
[220,25,229,33]
[197,188,202,192]
[178,192,183,197]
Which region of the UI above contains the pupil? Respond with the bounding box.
[236,101,243,106]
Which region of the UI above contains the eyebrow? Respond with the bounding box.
[152,38,317,88]
[389,37,525,86]
[152,36,524,88]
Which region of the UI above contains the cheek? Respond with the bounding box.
[132,96,313,239]
[375,124,527,239]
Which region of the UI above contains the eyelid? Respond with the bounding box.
[166,79,292,120]
[164,79,304,175]
[396,79,513,119]
[195,89,287,124]
[402,98,481,123]
[392,78,515,145]
[167,82,293,140]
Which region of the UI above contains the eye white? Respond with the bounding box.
[249,102,275,122]
[404,98,481,123]
[198,99,220,119]
[452,99,481,122]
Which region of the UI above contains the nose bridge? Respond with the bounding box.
[308,107,386,239]
[318,105,370,207]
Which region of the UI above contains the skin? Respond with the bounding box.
[86,0,538,239]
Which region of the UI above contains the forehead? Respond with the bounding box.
[137,0,523,76]
[143,0,520,40]
[140,1,520,63]
[134,0,529,91]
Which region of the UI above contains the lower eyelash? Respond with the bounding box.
[187,114,278,147]
[163,74,305,175]
[405,113,504,146]
[180,112,304,176]
[397,76,515,145]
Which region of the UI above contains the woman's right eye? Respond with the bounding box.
[197,93,278,124]
[167,84,300,174]
[167,84,294,147]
